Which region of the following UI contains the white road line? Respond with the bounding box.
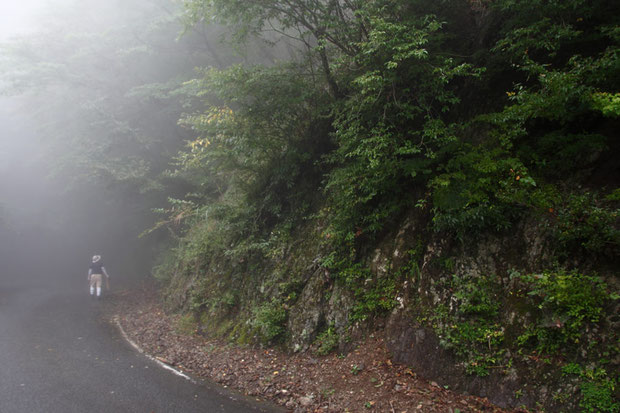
[113,316,195,383]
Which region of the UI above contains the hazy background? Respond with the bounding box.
[0,0,190,289]
[0,2,41,39]
[0,0,73,39]
[0,0,288,290]
[0,93,149,288]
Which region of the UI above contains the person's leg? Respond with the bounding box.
[94,274,103,298]
[89,276,97,296]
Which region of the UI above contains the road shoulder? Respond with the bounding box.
[108,289,515,413]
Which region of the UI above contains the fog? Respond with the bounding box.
[0,0,193,290]
[0,0,296,293]
[0,94,156,290]
[0,2,41,39]
[0,0,74,39]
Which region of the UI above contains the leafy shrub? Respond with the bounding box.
[323,11,480,244]
[591,92,620,118]
[430,145,535,239]
[555,192,620,256]
[350,276,398,323]
[515,269,611,353]
[562,363,619,413]
[452,275,501,318]
[251,299,288,344]
[606,188,620,202]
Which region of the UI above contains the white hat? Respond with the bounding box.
[92,255,101,263]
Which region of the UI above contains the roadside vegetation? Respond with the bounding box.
[1,0,618,411]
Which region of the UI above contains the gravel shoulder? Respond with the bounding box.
[107,289,520,413]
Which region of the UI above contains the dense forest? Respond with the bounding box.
[1,0,618,411]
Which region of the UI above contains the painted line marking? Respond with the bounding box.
[113,316,195,383]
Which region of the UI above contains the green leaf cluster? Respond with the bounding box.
[251,299,288,344]
[430,274,505,377]
[562,363,619,412]
[514,269,612,354]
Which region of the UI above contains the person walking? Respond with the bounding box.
[88,255,110,299]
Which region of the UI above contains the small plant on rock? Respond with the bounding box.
[314,324,340,356]
[515,269,610,354]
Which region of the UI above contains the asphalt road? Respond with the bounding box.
[0,275,282,413]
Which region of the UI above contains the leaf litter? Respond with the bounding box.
[106,289,520,413]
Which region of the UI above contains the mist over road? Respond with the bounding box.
[0,272,278,413]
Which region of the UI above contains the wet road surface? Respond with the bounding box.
[0,276,282,413]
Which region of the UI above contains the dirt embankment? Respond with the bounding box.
[107,289,519,413]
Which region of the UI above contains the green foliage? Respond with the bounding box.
[515,269,611,353]
[400,245,424,282]
[328,262,398,323]
[431,274,505,376]
[15,0,611,389]
[190,279,237,315]
[591,92,620,118]
[325,10,480,243]
[314,324,340,356]
[175,62,328,234]
[322,248,425,325]
[167,0,619,357]
[4,10,619,413]
[251,299,288,344]
[370,0,619,243]
[432,0,620,242]
[452,276,501,318]
[562,363,619,412]
[606,188,620,202]
[99,1,620,410]
[350,275,399,323]
[483,0,619,156]
[555,192,620,256]
[430,144,534,237]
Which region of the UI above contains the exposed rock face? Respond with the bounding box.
[287,264,357,353]
[379,216,549,409]
[288,267,329,352]
[282,210,616,411]
[168,210,615,412]
[385,314,530,409]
